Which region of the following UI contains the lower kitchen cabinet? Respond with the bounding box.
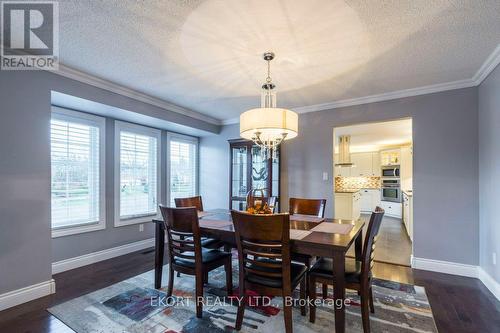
[403,192,413,241]
[380,200,402,219]
[360,189,381,212]
[334,191,361,220]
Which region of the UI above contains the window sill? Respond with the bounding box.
[52,221,106,238]
[114,214,160,227]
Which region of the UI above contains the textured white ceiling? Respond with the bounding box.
[334,119,412,153]
[58,0,500,121]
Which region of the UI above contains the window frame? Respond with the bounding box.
[50,106,106,238]
[114,121,162,227]
[167,132,199,207]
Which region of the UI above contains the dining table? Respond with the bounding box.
[152,209,364,333]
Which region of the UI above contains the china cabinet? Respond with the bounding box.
[228,139,280,211]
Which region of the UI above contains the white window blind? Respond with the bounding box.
[119,130,158,219]
[50,115,101,230]
[169,136,198,206]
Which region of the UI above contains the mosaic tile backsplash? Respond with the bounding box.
[335,176,381,190]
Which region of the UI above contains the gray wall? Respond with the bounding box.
[199,125,240,210]
[200,88,479,266]
[478,63,500,283]
[0,69,215,294]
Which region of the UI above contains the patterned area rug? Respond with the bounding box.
[48,261,438,333]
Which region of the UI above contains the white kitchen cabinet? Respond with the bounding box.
[372,153,381,176]
[360,189,381,212]
[380,200,402,218]
[349,152,380,177]
[360,190,372,212]
[380,149,400,166]
[402,192,413,241]
[335,191,361,220]
[400,146,413,191]
[350,153,373,177]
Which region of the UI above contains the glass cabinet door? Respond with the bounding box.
[231,146,248,198]
[251,145,269,191]
[229,140,280,211]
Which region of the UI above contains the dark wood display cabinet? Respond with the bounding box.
[228,139,281,212]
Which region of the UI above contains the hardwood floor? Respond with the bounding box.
[0,248,499,333]
[347,214,412,266]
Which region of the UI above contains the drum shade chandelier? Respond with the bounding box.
[240,52,298,158]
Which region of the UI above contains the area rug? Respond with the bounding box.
[48,261,438,333]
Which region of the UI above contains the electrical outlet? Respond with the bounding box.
[139,224,144,232]
[322,172,329,181]
[493,252,497,266]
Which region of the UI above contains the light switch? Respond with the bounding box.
[322,172,329,181]
[139,224,144,232]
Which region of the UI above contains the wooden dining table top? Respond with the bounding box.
[152,209,364,255]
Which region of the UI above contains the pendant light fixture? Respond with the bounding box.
[240,52,298,158]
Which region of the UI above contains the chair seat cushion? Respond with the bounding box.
[201,238,224,249]
[246,259,307,288]
[173,249,231,268]
[309,257,363,284]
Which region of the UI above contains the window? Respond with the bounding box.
[168,133,198,206]
[114,121,161,226]
[50,107,105,237]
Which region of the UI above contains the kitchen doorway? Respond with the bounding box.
[333,118,413,266]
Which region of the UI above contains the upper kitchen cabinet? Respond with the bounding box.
[380,149,400,166]
[346,152,381,177]
[400,146,413,190]
[350,153,372,176]
[372,152,381,176]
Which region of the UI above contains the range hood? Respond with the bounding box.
[335,135,355,167]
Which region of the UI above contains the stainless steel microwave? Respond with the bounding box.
[381,165,400,178]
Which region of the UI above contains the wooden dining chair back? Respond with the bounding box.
[360,206,385,282]
[232,211,291,288]
[159,205,232,318]
[231,211,307,332]
[289,198,326,217]
[308,207,385,333]
[174,195,203,211]
[161,206,203,270]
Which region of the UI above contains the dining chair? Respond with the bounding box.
[288,198,327,291]
[159,205,233,318]
[174,196,204,211]
[289,198,327,218]
[308,207,385,333]
[231,210,307,333]
[174,195,223,249]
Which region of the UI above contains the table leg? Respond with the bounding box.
[355,228,363,261]
[333,251,346,333]
[154,222,165,289]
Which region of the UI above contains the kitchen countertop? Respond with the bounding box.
[335,189,361,193]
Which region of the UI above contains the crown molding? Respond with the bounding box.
[472,44,500,85]
[54,64,222,126]
[291,78,475,114]
[222,117,240,125]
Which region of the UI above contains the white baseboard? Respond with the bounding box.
[478,268,500,301]
[0,279,55,312]
[52,238,155,274]
[411,257,478,278]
